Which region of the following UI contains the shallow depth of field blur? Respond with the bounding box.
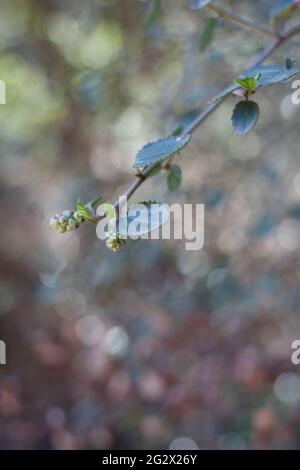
[1,0,300,450]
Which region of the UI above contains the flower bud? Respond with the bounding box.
[59,215,68,226]
[50,217,59,229]
[74,211,84,224]
[106,237,126,252]
[62,210,72,218]
[67,218,77,231]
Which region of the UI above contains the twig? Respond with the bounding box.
[94,21,300,221]
[206,4,276,38]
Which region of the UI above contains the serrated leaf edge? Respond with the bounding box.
[231,101,260,136]
[133,134,192,168]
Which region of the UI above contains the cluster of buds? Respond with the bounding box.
[105,219,126,252]
[49,210,85,233]
[50,197,127,253]
[106,234,126,252]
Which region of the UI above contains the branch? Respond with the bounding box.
[283,21,300,40]
[206,4,276,38]
[48,20,300,230]
[92,21,300,221]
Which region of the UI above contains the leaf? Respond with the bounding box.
[144,0,161,29]
[117,203,169,238]
[231,101,260,136]
[148,165,162,177]
[137,200,159,207]
[235,74,261,92]
[133,134,192,168]
[103,202,116,220]
[88,196,102,209]
[212,64,300,103]
[167,164,182,192]
[242,64,300,86]
[199,17,218,51]
[76,199,96,222]
[191,0,214,10]
[286,57,296,69]
[271,0,300,19]
[172,125,184,137]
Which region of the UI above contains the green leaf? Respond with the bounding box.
[103,202,116,220]
[167,165,182,192]
[133,134,192,168]
[191,0,214,10]
[242,64,300,86]
[144,0,161,29]
[231,101,260,136]
[76,199,96,222]
[148,165,162,177]
[286,57,296,70]
[137,200,160,207]
[199,17,218,51]
[212,64,300,103]
[235,74,261,92]
[172,125,184,136]
[271,0,300,19]
[117,203,169,238]
[89,196,103,209]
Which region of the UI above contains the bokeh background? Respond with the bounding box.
[1,0,300,450]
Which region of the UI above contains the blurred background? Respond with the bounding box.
[1,0,300,450]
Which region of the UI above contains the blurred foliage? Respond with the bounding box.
[1,0,300,450]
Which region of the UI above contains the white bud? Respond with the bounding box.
[50,217,59,228]
[68,218,77,230]
[106,239,115,250]
[74,211,83,223]
[63,210,72,218]
[59,215,68,226]
[106,238,125,252]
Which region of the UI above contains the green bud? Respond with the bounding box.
[106,237,126,252]
[50,216,59,229]
[59,215,68,226]
[74,211,84,224]
[58,226,67,233]
[63,210,72,218]
[68,218,77,230]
